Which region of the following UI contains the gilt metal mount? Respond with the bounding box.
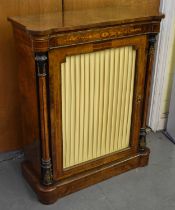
[41,159,53,186]
[35,54,48,77]
[139,128,147,152]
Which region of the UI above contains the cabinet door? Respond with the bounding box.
[49,35,148,180]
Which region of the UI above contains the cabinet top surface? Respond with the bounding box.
[8,6,164,36]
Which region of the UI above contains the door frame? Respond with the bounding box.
[148,0,175,131]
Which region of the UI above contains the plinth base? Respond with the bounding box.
[22,148,150,204]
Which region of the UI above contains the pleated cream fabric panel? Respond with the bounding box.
[61,46,136,168]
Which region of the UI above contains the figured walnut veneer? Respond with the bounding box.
[8,6,164,204]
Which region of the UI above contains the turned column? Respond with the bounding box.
[35,53,53,185]
[139,35,156,152]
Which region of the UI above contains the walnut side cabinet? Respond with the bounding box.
[8,7,164,204]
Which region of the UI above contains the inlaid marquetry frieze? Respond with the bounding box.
[49,22,160,49]
[30,22,160,51]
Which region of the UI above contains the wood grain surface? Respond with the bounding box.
[8,6,163,35]
[63,0,160,12]
[8,1,162,203]
[0,0,62,152]
[0,0,160,152]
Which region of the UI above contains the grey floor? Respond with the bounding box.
[0,132,175,210]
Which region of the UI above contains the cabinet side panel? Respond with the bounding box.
[13,27,40,176]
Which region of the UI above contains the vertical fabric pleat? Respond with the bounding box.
[79,54,85,163]
[61,46,136,168]
[61,63,66,167]
[93,52,100,158]
[74,55,81,164]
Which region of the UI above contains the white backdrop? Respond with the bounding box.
[148,0,175,131]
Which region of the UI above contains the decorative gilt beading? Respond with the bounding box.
[35,53,53,186]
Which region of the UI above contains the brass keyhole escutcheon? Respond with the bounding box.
[136,95,143,104]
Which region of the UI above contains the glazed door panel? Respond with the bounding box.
[49,35,148,180]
